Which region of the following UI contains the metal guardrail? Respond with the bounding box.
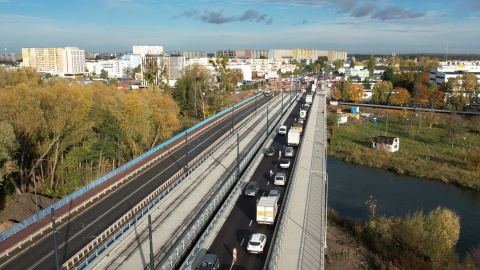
[267,92,328,269]
[176,92,299,270]
[266,96,306,269]
[0,94,261,245]
[158,93,292,270]
[66,94,277,270]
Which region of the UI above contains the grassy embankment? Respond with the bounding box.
[327,106,480,191]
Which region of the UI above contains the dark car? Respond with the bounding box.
[196,253,219,270]
[265,146,276,156]
[244,181,259,196]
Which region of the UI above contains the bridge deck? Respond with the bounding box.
[277,91,327,270]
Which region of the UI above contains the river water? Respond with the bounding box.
[327,157,480,257]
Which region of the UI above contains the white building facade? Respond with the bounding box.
[22,47,85,76]
[133,45,164,57]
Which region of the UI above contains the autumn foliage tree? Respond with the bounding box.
[349,84,364,102]
[372,80,393,104]
[0,67,181,198]
[388,87,411,105]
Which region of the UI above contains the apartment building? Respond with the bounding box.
[22,47,85,76]
[269,49,292,61]
[328,49,348,62]
[215,50,236,59]
[133,45,163,57]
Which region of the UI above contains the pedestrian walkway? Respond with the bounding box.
[277,91,327,270]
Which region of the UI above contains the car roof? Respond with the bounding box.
[199,253,217,263]
[250,233,265,241]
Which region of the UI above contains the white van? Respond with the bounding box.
[278,125,287,135]
[299,110,307,119]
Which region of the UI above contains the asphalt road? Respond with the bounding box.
[206,96,305,270]
[0,95,271,270]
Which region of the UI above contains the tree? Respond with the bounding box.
[372,80,393,104]
[174,64,213,119]
[394,71,415,92]
[363,78,372,90]
[331,81,343,100]
[463,148,480,170]
[143,54,163,89]
[412,83,429,106]
[462,73,479,106]
[334,59,344,71]
[367,55,375,78]
[349,58,355,68]
[0,83,44,194]
[446,77,468,111]
[444,113,464,147]
[147,92,181,148]
[100,69,108,80]
[388,87,411,105]
[341,78,352,101]
[381,67,395,82]
[349,84,364,102]
[424,207,460,269]
[230,68,244,91]
[123,67,133,80]
[0,121,19,194]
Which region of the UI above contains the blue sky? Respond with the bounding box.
[1,0,480,55]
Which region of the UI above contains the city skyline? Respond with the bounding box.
[1,0,480,55]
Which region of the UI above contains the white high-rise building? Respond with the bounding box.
[22,47,85,76]
[133,45,164,57]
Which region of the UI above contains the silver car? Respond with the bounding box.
[244,181,259,196]
[274,172,286,185]
[285,147,294,157]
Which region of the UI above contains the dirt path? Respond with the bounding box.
[325,226,370,270]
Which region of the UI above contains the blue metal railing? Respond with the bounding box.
[0,93,262,243]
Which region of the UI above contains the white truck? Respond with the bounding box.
[299,109,307,119]
[287,129,301,146]
[305,94,313,104]
[256,196,278,225]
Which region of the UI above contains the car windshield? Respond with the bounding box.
[249,240,261,246]
[269,190,279,196]
[281,159,289,164]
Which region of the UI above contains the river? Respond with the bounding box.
[327,157,480,257]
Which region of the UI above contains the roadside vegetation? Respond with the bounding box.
[0,59,247,206]
[328,203,480,270]
[327,106,480,191]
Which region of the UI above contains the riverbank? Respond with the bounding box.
[327,106,480,191]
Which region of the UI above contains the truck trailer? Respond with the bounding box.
[256,196,279,225]
[287,129,301,146]
[305,94,313,104]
